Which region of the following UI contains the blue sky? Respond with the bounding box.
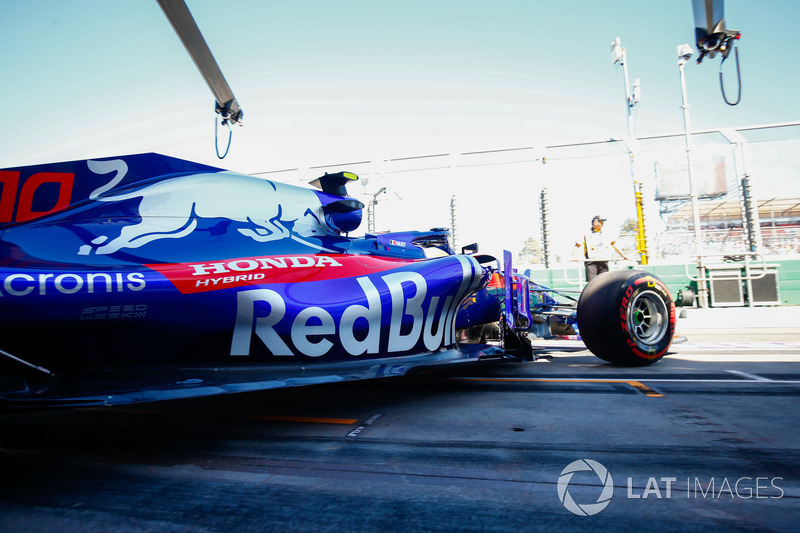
[1,0,798,259]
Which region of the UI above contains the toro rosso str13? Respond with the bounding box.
[0,154,675,408]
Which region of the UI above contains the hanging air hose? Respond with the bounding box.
[719,44,742,106]
[159,0,243,160]
[215,115,233,159]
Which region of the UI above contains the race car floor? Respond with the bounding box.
[0,319,799,532]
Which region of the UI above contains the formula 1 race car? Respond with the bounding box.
[0,154,675,408]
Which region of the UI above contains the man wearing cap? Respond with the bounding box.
[575,215,628,281]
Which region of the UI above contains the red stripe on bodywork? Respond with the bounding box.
[146,254,411,294]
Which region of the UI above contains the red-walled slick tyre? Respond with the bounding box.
[577,270,675,366]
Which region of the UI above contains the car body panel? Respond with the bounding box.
[0,153,498,408]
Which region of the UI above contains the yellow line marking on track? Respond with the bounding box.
[83,407,164,415]
[249,415,359,425]
[626,381,665,397]
[450,377,665,397]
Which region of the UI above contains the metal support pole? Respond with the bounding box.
[368,186,387,233]
[367,202,375,233]
[157,0,243,124]
[678,44,708,307]
[612,38,638,137]
[719,128,763,253]
[634,182,648,265]
[740,174,761,252]
[540,188,551,268]
[612,38,648,265]
[450,194,458,252]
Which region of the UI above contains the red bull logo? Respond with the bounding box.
[77,159,336,256]
[229,255,482,358]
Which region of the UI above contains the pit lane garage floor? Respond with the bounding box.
[0,307,799,532]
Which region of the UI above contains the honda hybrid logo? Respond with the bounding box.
[557,459,614,516]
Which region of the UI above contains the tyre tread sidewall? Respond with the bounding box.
[578,270,675,366]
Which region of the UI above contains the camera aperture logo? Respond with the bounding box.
[558,459,614,516]
[558,460,785,516]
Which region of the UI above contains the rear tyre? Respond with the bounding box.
[577,270,675,366]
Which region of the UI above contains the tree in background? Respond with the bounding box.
[620,218,639,235]
[518,237,543,265]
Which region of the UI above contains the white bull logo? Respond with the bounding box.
[78,159,334,256]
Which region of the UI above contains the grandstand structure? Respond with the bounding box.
[657,196,800,257]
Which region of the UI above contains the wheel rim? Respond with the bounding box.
[628,291,669,346]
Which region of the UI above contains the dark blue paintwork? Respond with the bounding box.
[0,153,506,407]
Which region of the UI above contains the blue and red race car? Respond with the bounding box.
[0,153,675,408]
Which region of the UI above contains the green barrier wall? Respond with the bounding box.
[526,258,800,306]
[770,259,800,305]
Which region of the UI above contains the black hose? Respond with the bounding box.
[720,45,742,106]
[215,116,233,159]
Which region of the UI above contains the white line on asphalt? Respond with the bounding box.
[725,370,773,381]
[634,378,800,384]
[667,353,800,362]
[673,342,800,350]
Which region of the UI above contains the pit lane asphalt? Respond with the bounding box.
[0,307,798,532]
